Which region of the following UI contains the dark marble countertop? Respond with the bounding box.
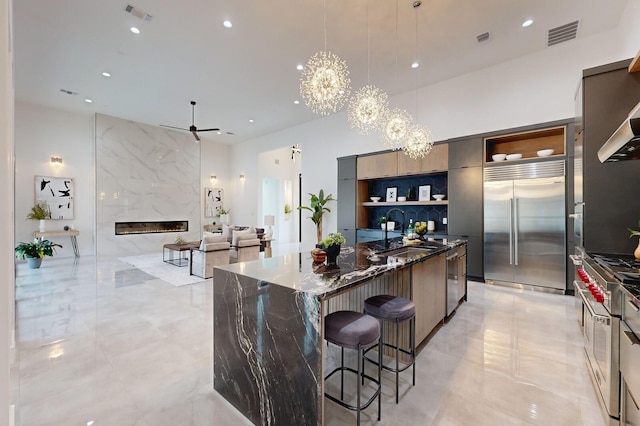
[215,237,465,299]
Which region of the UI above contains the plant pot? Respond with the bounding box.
[26,257,42,269]
[324,245,341,265]
[219,214,230,224]
[39,219,46,232]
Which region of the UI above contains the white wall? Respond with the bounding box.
[200,136,231,230]
[14,101,94,258]
[1,0,13,423]
[232,5,640,249]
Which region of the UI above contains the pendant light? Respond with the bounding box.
[402,0,434,159]
[382,0,413,149]
[347,0,389,134]
[300,0,351,116]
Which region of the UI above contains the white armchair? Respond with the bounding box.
[229,232,261,262]
[189,234,230,279]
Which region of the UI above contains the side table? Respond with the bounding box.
[261,238,275,258]
[34,230,80,257]
[163,242,200,267]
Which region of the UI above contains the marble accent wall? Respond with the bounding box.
[96,114,201,256]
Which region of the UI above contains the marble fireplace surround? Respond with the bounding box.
[96,114,201,256]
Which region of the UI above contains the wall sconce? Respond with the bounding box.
[50,156,63,166]
[210,174,217,183]
[239,174,246,181]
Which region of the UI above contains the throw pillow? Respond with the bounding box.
[200,232,225,250]
[232,232,257,247]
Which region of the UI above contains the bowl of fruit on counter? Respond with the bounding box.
[415,221,428,236]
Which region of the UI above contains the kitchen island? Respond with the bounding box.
[213,238,466,425]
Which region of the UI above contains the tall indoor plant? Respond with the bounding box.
[298,189,336,244]
[15,238,62,269]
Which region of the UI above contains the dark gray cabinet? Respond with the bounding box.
[337,156,358,245]
[448,137,483,169]
[448,167,482,236]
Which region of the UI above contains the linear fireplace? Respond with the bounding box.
[115,221,188,235]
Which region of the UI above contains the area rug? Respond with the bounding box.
[118,253,208,287]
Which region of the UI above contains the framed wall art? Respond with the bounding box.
[418,185,432,201]
[35,176,75,219]
[386,186,398,202]
[205,187,223,217]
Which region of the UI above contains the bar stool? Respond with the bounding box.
[363,295,416,404]
[324,310,382,425]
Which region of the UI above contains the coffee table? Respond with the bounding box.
[163,242,199,267]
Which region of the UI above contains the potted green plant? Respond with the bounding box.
[319,232,346,264]
[15,238,62,269]
[629,220,640,260]
[298,189,336,244]
[26,202,51,232]
[284,203,293,221]
[217,207,230,224]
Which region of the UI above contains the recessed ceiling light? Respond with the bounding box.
[223,20,232,28]
[216,131,222,135]
[130,27,140,34]
[84,98,93,103]
[522,19,533,28]
[102,72,111,77]
[296,64,303,71]
[411,61,419,69]
[249,119,254,123]
[294,100,300,105]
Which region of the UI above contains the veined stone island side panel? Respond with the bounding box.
[213,268,322,426]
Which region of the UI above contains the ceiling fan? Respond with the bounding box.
[160,101,219,142]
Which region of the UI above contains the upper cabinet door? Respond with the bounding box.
[356,152,398,179]
[449,137,483,169]
[396,151,422,176]
[421,143,448,173]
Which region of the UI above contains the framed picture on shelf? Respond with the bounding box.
[418,185,431,201]
[386,186,398,202]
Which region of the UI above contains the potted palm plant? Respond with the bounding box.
[15,238,62,269]
[26,202,51,232]
[298,189,336,244]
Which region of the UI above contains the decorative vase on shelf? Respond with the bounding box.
[39,220,46,233]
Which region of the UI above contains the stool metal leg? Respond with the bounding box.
[357,347,362,425]
[395,320,400,404]
[412,317,416,386]
[341,347,344,401]
[378,332,382,421]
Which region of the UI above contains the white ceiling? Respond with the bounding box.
[13,0,627,144]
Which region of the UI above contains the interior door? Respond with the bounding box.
[483,180,514,283]
[513,177,565,289]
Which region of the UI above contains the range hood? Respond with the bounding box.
[598,100,640,162]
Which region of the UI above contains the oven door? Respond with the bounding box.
[579,288,619,418]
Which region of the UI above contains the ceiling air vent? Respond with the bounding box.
[476,32,490,43]
[125,5,153,22]
[547,20,579,47]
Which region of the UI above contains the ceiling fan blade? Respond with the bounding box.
[192,131,201,142]
[160,124,189,131]
[197,128,220,132]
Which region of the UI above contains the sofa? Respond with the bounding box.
[224,225,262,262]
[222,225,266,251]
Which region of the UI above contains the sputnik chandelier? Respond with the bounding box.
[404,125,434,159]
[347,85,389,134]
[299,0,351,116]
[382,108,412,150]
[300,51,351,115]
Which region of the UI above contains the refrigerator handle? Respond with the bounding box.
[509,198,514,265]
[514,197,519,266]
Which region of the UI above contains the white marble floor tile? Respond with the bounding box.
[13,257,606,426]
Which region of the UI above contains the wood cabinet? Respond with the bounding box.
[484,126,566,163]
[412,253,446,344]
[397,144,448,176]
[357,152,397,179]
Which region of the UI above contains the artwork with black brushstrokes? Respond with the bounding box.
[204,187,223,218]
[35,176,75,219]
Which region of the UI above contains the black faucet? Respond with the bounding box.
[384,208,405,249]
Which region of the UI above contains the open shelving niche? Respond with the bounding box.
[356,173,449,232]
[484,126,566,164]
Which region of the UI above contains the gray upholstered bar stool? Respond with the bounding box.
[324,310,382,425]
[363,295,416,404]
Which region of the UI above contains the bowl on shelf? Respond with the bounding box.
[537,149,554,157]
[432,194,446,201]
[370,196,381,202]
[506,153,523,161]
[492,153,507,162]
[397,196,407,202]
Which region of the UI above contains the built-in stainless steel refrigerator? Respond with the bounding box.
[484,160,566,291]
